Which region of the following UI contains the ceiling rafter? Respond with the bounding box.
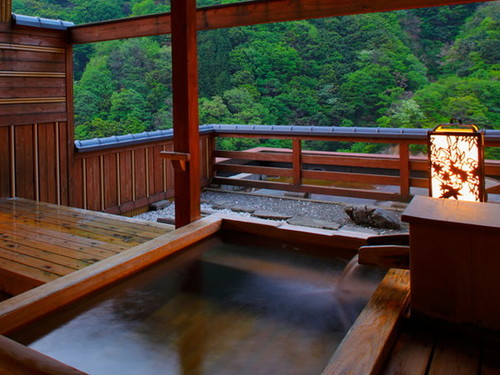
[70,0,490,44]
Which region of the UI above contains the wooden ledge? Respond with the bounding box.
[160,151,191,172]
[0,335,87,375]
[322,269,410,375]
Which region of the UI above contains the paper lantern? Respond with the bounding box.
[428,120,485,202]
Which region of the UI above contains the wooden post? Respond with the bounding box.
[399,142,410,201]
[171,0,201,228]
[292,138,302,186]
[0,0,12,23]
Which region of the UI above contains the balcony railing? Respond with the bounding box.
[73,125,500,213]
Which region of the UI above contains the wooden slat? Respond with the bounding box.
[322,269,410,375]
[216,163,293,177]
[83,155,101,211]
[0,221,121,256]
[7,199,167,238]
[0,247,73,277]
[14,124,35,200]
[70,0,486,44]
[11,197,171,231]
[382,320,435,375]
[0,255,57,285]
[428,336,480,375]
[0,206,149,246]
[134,148,147,200]
[0,32,67,48]
[302,169,400,186]
[0,230,108,262]
[213,177,403,201]
[302,153,400,169]
[118,151,133,205]
[0,43,65,54]
[0,87,66,98]
[0,49,65,63]
[0,240,91,270]
[215,150,293,162]
[58,121,69,206]
[0,126,9,198]
[38,122,57,204]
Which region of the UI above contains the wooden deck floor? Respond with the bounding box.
[382,317,500,375]
[0,198,174,296]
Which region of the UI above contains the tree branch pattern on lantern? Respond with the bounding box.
[429,133,482,202]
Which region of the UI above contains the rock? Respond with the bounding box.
[149,200,170,211]
[252,211,292,220]
[157,217,175,225]
[344,205,401,229]
[287,216,340,230]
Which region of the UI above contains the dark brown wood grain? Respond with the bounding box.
[0,126,10,198]
[171,0,201,227]
[70,0,487,44]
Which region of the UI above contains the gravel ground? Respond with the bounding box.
[134,190,409,234]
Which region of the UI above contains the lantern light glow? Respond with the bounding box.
[428,121,485,202]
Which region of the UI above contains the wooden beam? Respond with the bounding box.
[171,0,201,228]
[70,0,490,44]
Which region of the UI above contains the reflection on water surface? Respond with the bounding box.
[10,232,384,375]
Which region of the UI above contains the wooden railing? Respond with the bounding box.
[211,126,500,202]
[73,133,214,214]
[72,125,500,214]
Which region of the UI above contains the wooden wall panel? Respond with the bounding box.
[0,126,10,198]
[0,24,68,126]
[71,159,84,209]
[118,151,133,205]
[58,121,69,205]
[0,23,72,206]
[84,156,100,211]
[14,124,34,199]
[102,153,118,209]
[152,145,163,195]
[134,149,147,201]
[37,122,57,204]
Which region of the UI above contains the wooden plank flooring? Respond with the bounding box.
[382,318,500,375]
[0,198,173,296]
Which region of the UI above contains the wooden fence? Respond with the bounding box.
[212,127,500,202]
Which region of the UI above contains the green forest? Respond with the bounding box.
[12,1,500,157]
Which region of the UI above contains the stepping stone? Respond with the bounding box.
[287,216,340,230]
[212,201,231,210]
[150,200,170,211]
[252,211,292,220]
[284,192,309,199]
[230,206,255,213]
[157,217,175,225]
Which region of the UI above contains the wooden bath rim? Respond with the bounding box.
[0,215,410,375]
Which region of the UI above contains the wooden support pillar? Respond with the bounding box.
[0,0,12,23]
[171,0,201,228]
[292,138,302,186]
[399,142,410,201]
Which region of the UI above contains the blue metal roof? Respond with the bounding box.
[12,14,74,30]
